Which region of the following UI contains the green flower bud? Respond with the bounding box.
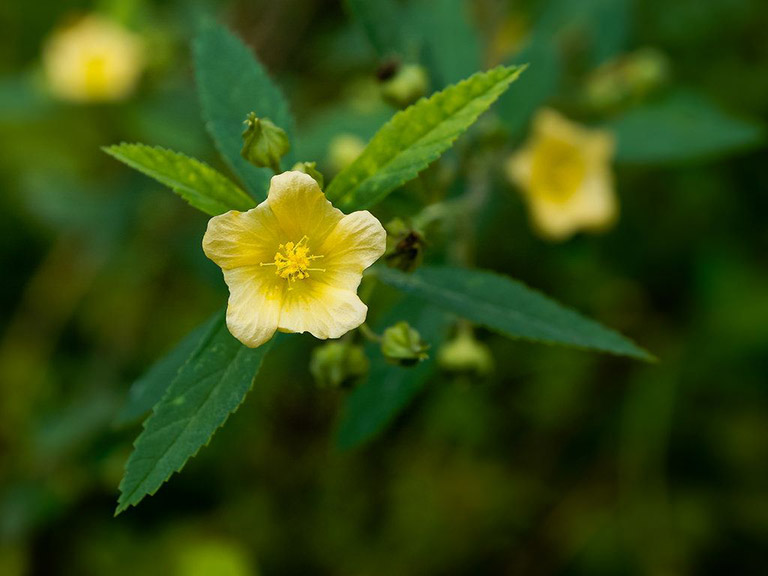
[240,113,290,172]
[380,63,429,109]
[623,48,670,96]
[437,331,494,376]
[291,161,324,189]
[384,218,425,273]
[310,341,369,388]
[328,133,365,173]
[585,48,670,112]
[381,321,429,366]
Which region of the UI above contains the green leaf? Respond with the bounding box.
[408,0,482,88]
[326,65,524,211]
[611,91,764,165]
[194,22,295,199]
[103,143,254,216]
[115,315,218,426]
[116,315,274,514]
[336,304,448,450]
[377,266,652,360]
[537,0,630,65]
[345,0,405,57]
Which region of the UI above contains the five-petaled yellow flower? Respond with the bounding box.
[506,108,617,241]
[43,15,144,103]
[203,171,387,348]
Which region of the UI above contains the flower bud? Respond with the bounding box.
[380,63,429,109]
[328,134,365,173]
[291,161,324,189]
[310,342,369,388]
[381,322,429,366]
[438,331,493,376]
[585,48,669,112]
[384,218,424,273]
[240,113,290,172]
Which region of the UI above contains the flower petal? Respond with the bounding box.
[278,281,367,340]
[528,168,617,241]
[267,171,343,244]
[202,203,282,270]
[316,211,387,291]
[223,266,284,348]
[570,169,618,231]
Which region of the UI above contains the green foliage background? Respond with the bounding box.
[1,0,767,574]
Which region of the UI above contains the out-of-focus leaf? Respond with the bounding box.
[295,104,392,168]
[115,315,217,426]
[336,304,449,450]
[377,266,652,360]
[103,144,255,216]
[116,316,274,514]
[408,0,482,88]
[194,22,295,199]
[537,0,631,65]
[0,76,55,121]
[345,0,405,57]
[611,91,764,164]
[498,40,560,135]
[326,65,525,211]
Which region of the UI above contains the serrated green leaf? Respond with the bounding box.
[115,314,217,426]
[103,144,254,216]
[336,303,448,450]
[325,65,525,211]
[377,266,652,361]
[194,22,295,199]
[116,315,274,514]
[611,91,764,164]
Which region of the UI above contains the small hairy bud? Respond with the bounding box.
[384,218,425,273]
[240,113,290,172]
[328,134,365,173]
[380,63,429,109]
[438,331,494,376]
[291,161,324,189]
[310,342,369,388]
[381,321,429,366]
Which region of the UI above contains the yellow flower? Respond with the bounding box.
[203,171,387,348]
[42,15,144,102]
[506,108,617,241]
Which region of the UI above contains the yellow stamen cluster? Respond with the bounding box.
[262,236,324,283]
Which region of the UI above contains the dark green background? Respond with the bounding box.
[1,0,766,574]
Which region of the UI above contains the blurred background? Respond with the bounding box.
[1,0,767,574]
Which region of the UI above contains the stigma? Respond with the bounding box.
[261,236,324,283]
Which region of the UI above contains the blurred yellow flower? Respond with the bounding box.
[203,171,386,348]
[506,109,617,241]
[42,15,144,102]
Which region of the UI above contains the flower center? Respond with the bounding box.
[83,54,110,96]
[261,236,325,284]
[531,136,587,203]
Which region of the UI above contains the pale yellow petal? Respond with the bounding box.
[202,203,282,270]
[315,211,386,291]
[223,266,284,348]
[505,146,532,191]
[266,171,343,243]
[570,168,618,231]
[278,281,367,339]
[527,196,582,241]
[528,168,617,241]
[586,131,615,162]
